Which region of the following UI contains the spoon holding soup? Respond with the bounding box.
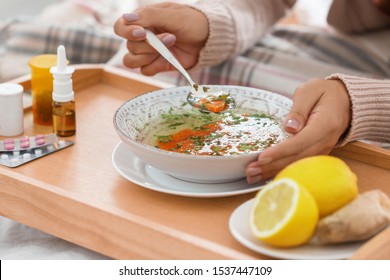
[145,30,236,113]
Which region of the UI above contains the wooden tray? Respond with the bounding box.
[1,65,390,259]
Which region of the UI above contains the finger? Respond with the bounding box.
[258,119,335,166]
[113,17,127,37]
[122,12,140,23]
[114,20,147,41]
[246,132,331,184]
[120,3,208,44]
[123,52,159,69]
[258,126,336,180]
[140,56,173,76]
[123,32,177,67]
[261,144,331,180]
[247,174,263,185]
[121,5,182,33]
[126,40,154,55]
[262,119,331,162]
[259,144,331,181]
[246,161,261,176]
[284,79,324,134]
[258,145,331,182]
[246,161,261,180]
[127,32,176,54]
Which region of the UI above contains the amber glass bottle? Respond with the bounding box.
[50,45,76,137]
[52,100,76,137]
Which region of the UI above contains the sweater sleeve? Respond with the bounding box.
[189,0,296,68]
[326,74,390,145]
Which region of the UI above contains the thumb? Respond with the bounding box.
[284,81,323,134]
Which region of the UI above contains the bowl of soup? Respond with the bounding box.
[113,85,292,183]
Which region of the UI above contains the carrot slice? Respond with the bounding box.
[197,98,227,113]
[156,122,221,153]
[172,129,193,142]
[204,100,227,113]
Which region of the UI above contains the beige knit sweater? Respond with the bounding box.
[191,0,390,144]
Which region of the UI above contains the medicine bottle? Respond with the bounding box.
[50,45,76,137]
[28,54,57,125]
[0,83,24,136]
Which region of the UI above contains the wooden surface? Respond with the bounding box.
[332,142,390,171]
[1,65,390,260]
[350,227,390,260]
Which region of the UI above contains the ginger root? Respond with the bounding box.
[315,190,390,244]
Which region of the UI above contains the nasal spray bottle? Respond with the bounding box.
[50,45,76,137]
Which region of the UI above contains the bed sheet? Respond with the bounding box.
[0,216,109,259]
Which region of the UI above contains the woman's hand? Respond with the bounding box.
[246,78,352,184]
[113,2,209,76]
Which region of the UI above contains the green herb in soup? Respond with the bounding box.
[141,109,286,156]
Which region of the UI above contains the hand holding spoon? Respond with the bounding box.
[145,30,236,113]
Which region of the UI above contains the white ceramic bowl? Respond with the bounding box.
[113,85,292,183]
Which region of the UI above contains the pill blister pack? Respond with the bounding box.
[0,133,74,168]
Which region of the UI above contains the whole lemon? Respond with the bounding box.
[275,155,358,217]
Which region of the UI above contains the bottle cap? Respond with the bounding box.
[0,83,23,96]
[50,45,75,102]
[29,54,57,72]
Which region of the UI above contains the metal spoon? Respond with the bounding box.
[145,30,235,113]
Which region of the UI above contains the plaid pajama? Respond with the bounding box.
[2,20,389,97]
[0,19,122,81]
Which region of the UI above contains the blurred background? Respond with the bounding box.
[0,0,137,21]
[0,0,331,83]
[0,0,60,20]
[0,0,331,23]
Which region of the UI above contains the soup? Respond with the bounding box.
[139,108,287,156]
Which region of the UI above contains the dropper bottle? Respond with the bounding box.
[50,45,76,137]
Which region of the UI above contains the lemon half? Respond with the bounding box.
[249,178,319,248]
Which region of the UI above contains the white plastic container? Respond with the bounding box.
[0,83,24,136]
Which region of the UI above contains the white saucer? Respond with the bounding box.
[229,199,364,260]
[112,142,263,198]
